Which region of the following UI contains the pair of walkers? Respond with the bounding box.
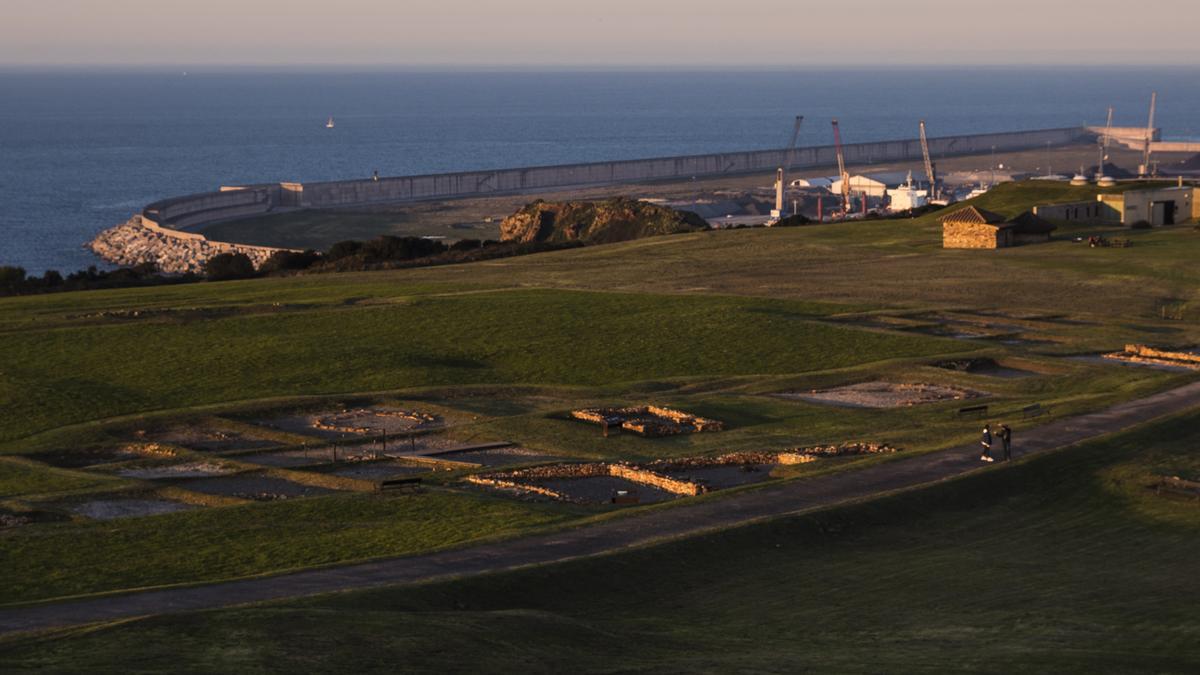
[980,423,1012,462]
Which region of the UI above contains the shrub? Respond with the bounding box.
[450,239,483,252]
[1130,220,1153,230]
[0,266,27,292]
[326,240,364,261]
[773,214,812,227]
[362,235,447,262]
[260,249,322,274]
[204,253,256,281]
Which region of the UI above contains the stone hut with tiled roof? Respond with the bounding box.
[940,206,1014,249]
[940,206,1059,249]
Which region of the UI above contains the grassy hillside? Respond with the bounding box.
[2,178,1198,635]
[5,410,1197,673]
[0,289,960,444]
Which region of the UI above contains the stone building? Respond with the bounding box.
[940,206,1014,249]
[940,206,1058,249]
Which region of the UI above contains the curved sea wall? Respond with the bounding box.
[89,216,291,275]
[92,126,1093,273]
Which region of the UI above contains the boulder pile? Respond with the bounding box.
[89,216,285,275]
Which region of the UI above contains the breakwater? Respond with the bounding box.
[95,126,1094,272]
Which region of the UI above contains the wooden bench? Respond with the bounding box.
[956,404,989,418]
[377,477,422,493]
[1021,403,1048,419]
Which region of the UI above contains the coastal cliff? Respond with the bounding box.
[89,217,288,275]
[499,198,708,245]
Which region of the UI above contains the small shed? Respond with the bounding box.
[940,206,1013,249]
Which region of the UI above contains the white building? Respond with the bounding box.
[830,171,912,199]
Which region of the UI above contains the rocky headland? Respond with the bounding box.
[499,197,708,245]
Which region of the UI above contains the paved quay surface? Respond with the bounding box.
[3,380,1199,635]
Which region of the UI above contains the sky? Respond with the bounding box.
[4,0,1199,68]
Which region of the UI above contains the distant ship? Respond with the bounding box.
[325,117,335,129]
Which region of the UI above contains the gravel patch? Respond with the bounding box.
[70,498,195,520]
[779,381,985,408]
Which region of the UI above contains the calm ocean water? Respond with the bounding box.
[1,68,1197,272]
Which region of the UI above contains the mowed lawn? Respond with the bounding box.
[0,490,574,606]
[0,288,961,443]
[7,412,1196,673]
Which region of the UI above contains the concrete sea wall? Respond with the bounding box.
[94,127,1094,272]
[141,127,1093,232]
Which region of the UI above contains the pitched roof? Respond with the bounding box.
[938,205,1007,226]
[1008,211,1058,234]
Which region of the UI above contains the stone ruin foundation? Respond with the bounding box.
[466,442,897,504]
[570,406,724,437]
[1104,344,1200,371]
[313,408,439,435]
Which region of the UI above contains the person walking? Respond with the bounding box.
[1000,424,1012,462]
[980,423,994,462]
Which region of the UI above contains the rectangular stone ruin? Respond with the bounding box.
[466,462,703,505]
[570,406,724,437]
[1104,344,1200,371]
[645,443,897,489]
[465,443,896,503]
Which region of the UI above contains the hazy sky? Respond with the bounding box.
[5,0,1198,67]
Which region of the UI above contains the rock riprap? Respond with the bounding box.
[89,216,288,275]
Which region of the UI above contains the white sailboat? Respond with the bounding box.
[325,116,335,129]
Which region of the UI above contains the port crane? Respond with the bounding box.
[1141,92,1157,177]
[832,119,850,218]
[919,120,938,201]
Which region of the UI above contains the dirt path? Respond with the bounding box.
[3,381,1199,635]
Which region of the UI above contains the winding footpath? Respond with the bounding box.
[4,380,1200,635]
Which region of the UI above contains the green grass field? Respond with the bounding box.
[2,179,1199,668]
[4,409,1196,673]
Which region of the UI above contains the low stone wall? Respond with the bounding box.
[1104,344,1200,370]
[466,461,706,501]
[608,464,706,496]
[89,216,292,274]
[570,406,725,437]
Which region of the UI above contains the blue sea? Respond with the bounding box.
[1,68,1197,273]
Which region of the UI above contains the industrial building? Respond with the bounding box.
[1033,185,1199,226]
[831,172,913,199]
